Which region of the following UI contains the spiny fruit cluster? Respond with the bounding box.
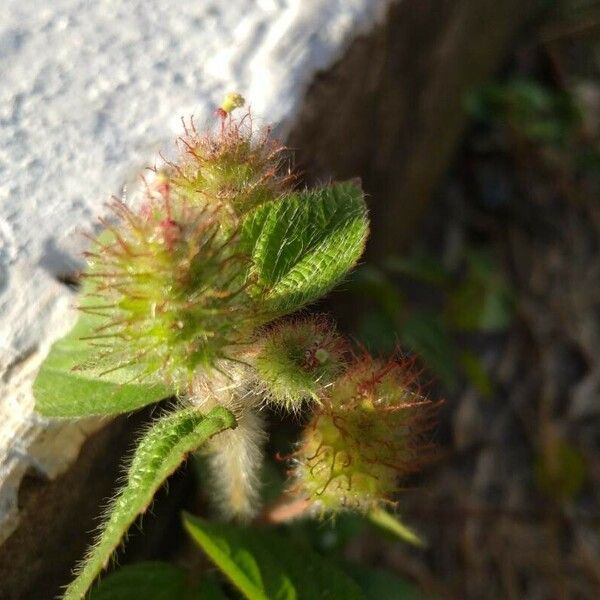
[289,355,437,513]
[82,197,254,391]
[81,96,286,392]
[169,113,293,220]
[80,93,436,517]
[253,316,437,513]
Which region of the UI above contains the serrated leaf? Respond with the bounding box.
[34,310,173,417]
[183,513,363,600]
[241,181,368,314]
[89,561,227,600]
[64,406,236,600]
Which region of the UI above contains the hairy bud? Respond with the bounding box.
[78,105,301,393]
[254,317,347,411]
[165,112,293,220]
[80,187,254,391]
[291,356,437,513]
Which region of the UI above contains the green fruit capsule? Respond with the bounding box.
[291,356,437,513]
[81,192,254,392]
[254,317,348,411]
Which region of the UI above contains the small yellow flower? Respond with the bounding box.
[220,92,246,114]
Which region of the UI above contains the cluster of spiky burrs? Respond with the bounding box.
[80,93,436,518]
[81,94,284,393]
[82,195,254,392]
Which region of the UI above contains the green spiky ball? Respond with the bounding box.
[82,192,254,391]
[292,356,435,513]
[80,110,294,392]
[167,115,292,219]
[253,317,347,411]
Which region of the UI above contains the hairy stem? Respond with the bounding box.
[193,367,267,520]
[207,408,267,521]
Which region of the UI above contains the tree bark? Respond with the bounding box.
[289,0,539,258]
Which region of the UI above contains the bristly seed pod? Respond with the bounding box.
[80,183,256,392]
[290,355,437,513]
[253,317,348,411]
[163,111,294,221]
[77,99,300,394]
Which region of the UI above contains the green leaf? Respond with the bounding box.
[345,566,420,600]
[183,513,363,600]
[384,254,451,287]
[89,561,227,600]
[64,406,236,600]
[367,508,426,548]
[283,511,366,557]
[89,562,186,600]
[34,310,173,417]
[444,250,513,333]
[348,265,406,319]
[241,181,368,314]
[401,313,459,391]
[458,351,494,398]
[348,266,406,352]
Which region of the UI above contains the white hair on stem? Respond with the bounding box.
[207,407,267,520]
[191,363,267,521]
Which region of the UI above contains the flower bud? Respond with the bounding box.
[81,187,254,392]
[220,92,246,114]
[165,112,293,219]
[291,356,437,513]
[254,317,347,411]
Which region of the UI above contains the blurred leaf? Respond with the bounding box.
[285,512,367,556]
[346,566,420,600]
[466,78,581,147]
[401,313,459,391]
[444,250,513,333]
[458,351,494,398]
[357,312,399,354]
[348,266,406,319]
[89,562,187,600]
[535,437,587,500]
[349,266,405,352]
[184,513,363,600]
[464,83,506,122]
[63,407,236,600]
[384,254,451,287]
[367,508,426,548]
[89,561,227,600]
[192,572,230,600]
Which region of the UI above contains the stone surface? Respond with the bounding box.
[0,0,392,546]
